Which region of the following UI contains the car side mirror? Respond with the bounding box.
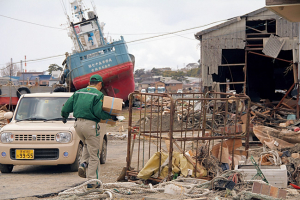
[4,112,13,120]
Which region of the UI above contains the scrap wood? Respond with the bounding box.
[253,126,295,149]
[254,111,273,121]
[255,125,300,144]
[281,102,294,110]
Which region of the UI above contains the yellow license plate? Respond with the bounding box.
[15,149,34,159]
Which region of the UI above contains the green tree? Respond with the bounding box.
[47,64,63,75]
[186,68,201,77]
[134,69,145,78]
[172,71,186,82]
[151,68,162,76]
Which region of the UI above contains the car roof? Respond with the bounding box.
[22,92,73,98]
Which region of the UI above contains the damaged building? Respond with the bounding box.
[195,7,299,104]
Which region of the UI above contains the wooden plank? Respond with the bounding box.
[219,63,245,66]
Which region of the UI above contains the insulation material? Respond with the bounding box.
[262,34,285,58]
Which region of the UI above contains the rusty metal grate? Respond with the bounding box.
[126,91,251,182]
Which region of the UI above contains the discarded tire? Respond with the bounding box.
[16,87,31,98]
[53,87,67,92]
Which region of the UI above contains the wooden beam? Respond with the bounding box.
[248,51,293,63]
[271,83,296,116]
[219,82,245,85]
[219,63,245,66]
[246,26,265,33]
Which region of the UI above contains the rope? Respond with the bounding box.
[51,172,244,199]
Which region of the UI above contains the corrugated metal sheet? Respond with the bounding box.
[199,7,299,87]
[277,18,299,38]
[262,34,285,58]
[201,18,245,86]
[263,37,298,51]
[247,9,278,21]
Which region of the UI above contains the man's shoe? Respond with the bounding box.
[87,183,101,190]
[78,163,86,178]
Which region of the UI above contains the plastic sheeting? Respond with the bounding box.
[137,151,207,180]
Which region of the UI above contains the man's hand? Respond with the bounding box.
[111,116,118,121]
[62,118,67,124]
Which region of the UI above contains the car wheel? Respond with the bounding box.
[100,139,107,164]
[69,143,83,172]
[0,164,13,173]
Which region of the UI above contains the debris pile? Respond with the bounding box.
[126,93,300,199]
[250,101,297,127]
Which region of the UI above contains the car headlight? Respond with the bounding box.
[1,132,13,143]
[56,132,71,143]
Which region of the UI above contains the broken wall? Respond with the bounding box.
[201,18,246,87]
[200,8,299,102]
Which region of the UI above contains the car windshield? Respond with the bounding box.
[15,97,74,121]
[157,88,165,93]
[148,88,155,93]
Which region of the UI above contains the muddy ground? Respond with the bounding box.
[1,107,299,199]
[0,108,135,200]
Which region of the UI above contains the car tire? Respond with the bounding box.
[16,87,31,98]
[53,87,67,92]
[69,143,83,172]
[100,139,107,164]
[0,164,13,173]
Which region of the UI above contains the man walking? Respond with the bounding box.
[61,74,117,189]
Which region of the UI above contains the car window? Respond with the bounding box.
[15,97,71,120]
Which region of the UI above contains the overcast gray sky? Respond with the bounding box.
[0,0,266,74]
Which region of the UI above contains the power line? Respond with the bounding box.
[0,14,66,30]
[0,54,65,68]
[126,19,228,44]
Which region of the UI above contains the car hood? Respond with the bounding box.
[1,121,75,132]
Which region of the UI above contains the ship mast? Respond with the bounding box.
[68,0,106,52]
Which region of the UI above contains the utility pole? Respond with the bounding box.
[9,58,12,110]
[10,58,12,82]
[20,60,23,85]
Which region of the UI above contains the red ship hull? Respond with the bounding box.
[72,62,135,101]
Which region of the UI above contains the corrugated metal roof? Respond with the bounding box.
[140,81,155,84]
[29,76,39,81]
[195,7,268,39]
[165,80,182,84]
[38,75,52,80]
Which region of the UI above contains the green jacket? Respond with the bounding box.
[61,86,112,122]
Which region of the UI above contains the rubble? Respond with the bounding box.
[122,92,300,199]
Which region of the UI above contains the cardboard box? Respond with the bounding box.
[100,119,116,126]
[100,96,123,125]
[102,96,123,115]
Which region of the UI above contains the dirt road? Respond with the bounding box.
[0,138,128,200]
